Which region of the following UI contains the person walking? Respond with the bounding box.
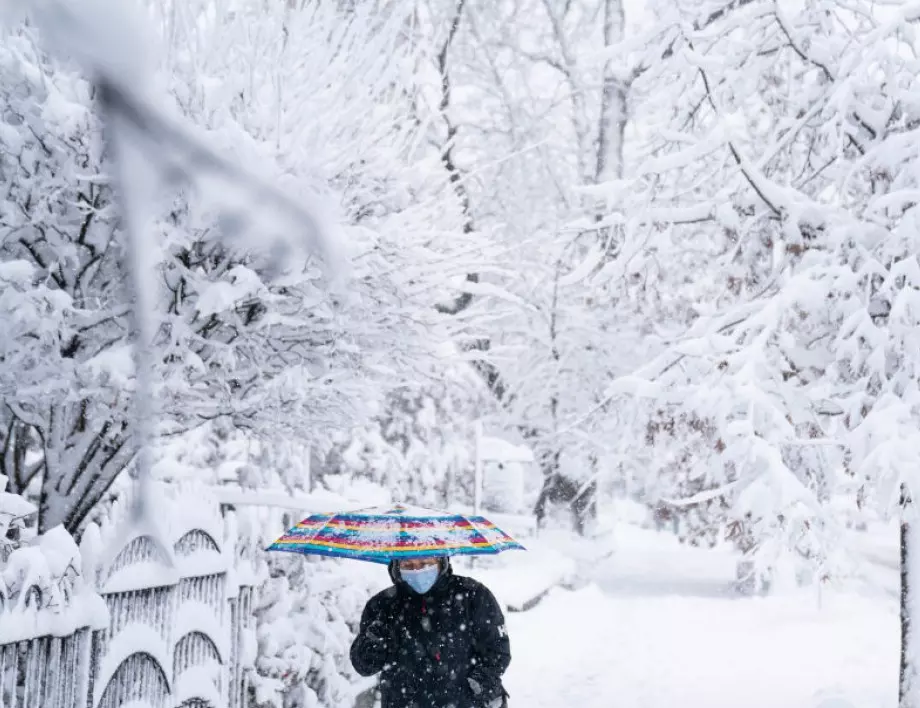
[350,556,511,708]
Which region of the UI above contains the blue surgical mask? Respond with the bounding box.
[402,565,439,594]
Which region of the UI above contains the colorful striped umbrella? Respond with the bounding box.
[266,503,526,563]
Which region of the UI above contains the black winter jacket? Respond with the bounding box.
[350,562,511,708]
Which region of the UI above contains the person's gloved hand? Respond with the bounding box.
[353,617,395,676]
[366,620,389,645]
[468,677,505,708]
[360,619,392,668]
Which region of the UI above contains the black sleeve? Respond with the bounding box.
[468,584,511,702]
[350,596,394,677]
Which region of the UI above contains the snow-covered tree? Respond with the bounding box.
[320,356,489,507]
[0,0,478,533]
[394,0,655,533]
[581,0,920,595]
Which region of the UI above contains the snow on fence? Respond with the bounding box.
[0,482,261,708]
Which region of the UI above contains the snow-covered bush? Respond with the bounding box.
[251,551,383,708]
[221,489,385,708]
[0,475,107,644]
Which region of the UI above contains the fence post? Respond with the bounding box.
[474,420,483,515]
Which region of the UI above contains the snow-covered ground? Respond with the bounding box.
[480,520,898,708]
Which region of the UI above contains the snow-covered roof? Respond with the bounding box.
[479,436,534,463]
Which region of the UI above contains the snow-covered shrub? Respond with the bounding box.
[0,476,107,644]
[251,552,383,708]
[0,474,38,564]
[638,410,732,547]
[222,497,384,708]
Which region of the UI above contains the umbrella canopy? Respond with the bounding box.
[266,503,526,564]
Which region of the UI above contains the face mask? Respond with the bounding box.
[402,565,440,594]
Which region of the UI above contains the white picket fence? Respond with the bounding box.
[0,485,261,708]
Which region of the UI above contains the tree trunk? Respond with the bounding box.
[901,483,920,708]
[595,0,627,186]
[534,454,597,537]
[433,0,480,317]
[903,506,910,707]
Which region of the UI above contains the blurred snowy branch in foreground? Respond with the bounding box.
[0,0,346,556]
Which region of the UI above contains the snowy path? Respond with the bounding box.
[501,526,898,708]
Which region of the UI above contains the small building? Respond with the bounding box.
[477,433,534,515]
